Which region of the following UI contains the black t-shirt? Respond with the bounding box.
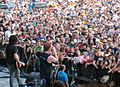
[5,44,18,65]
[39,52,52,79]
[80,49,87,54]
[17,46,27,63]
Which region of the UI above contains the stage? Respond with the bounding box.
[0,67,26,87]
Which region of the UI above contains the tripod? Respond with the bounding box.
[32,53,39,87]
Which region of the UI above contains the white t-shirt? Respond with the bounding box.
[5,30,11,39]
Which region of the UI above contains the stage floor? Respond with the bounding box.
[0,67,26,87]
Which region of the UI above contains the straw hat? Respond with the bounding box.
[105,54,109,57]
[102,39,107,43]
[107,37,112,41]
[98,41,103,45]
[93,28,98,31]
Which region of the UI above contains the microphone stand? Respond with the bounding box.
[32,49,38,87]
[32,49,41,87]
[70,53,76,87]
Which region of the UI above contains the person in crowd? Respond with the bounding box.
[5,35,25,87]
[52,80,65,87]
[57,65,69,87]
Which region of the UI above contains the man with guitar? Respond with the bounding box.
[5,35,25,87]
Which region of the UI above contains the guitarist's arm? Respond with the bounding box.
[14,53,25,68]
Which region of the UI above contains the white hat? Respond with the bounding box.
[32,40,36,44]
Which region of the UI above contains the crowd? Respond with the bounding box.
[0,0,120,87]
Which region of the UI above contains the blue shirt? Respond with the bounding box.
[36,36,45,41]
[57,71,68,84]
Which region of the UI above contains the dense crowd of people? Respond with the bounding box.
[0,0,120,87]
